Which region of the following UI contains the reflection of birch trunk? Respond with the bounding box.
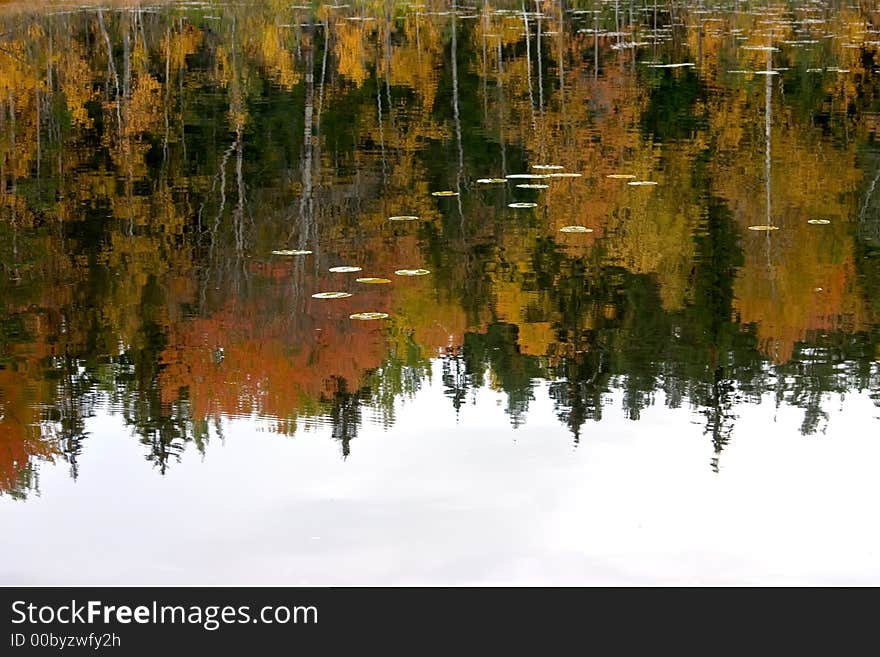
[558,0,564,115]
[522,3,537,131]
[234,123,245,258]
[295,34,316,306]
[314,23,327,255]
[697,0,703,68]
[302,37,315,196]
[5,92,19,277]
[123,17,131,98]
[535,0,543,116]
[122,17,134,237]
[451,7,464,222]
[497,38,506,175]
[137,7,147,51]
[198,138,234,312]
[96,9,121,138]
[179,16,186,164]
[384,1,394,129]
[594,11,598,79]
[163,26,170,167]
[318,17,329,120]
[535,0,545,161]
[376,42,387,184]
[764,47,778,362]
[481,9,488,121]
[765,49,772,230]
[35,86,40,187]
[615,0,620,46]
[416,8,421,64]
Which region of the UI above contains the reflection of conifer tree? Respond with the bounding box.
[532,239,616,440]
[441,352,469,414]
[685,196,744,469]
[124,275,187,474]
[324,376,362,459]
[461,324,540,427]
[704,367,735,473]
[548,350,607,443]
[55,351,91,481]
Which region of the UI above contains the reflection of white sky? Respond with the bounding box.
[2,365,879,585]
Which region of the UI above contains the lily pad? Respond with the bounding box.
[517,184,549,189]
[312,292,353,299]
[272,249,313,256]
[329,266,362,273]
[547,172,582,178]
[747,225,780,231]
[356,277,391,284]
[532,164,565,170]
[350,312,390,321]
[627,181,659,186]
[394,268,431,276]
[807,219,831,225]
[431,191,459,197]
[559,226,594,233]
[388,215,419,222]
[508,202,538,208]
[606,174,637,179]
[506,173,550,179]
[477,178,507,184]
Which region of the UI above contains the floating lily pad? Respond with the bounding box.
[747,225,780,231]
[329,266,362,273]
[477,178,507,184]
[517,184,549,189]
[506,173,550,179]
[559,226,594,233]
[807,219,831,225]
[431,191,459,197]
[312,292,353,299]
[532,164,565,170]
[607,174,637,179]
[547,172,582,178]
[272,249,313,256]
[350,312,390,321]
[627,181,659,186]
[388,215,419,222]
[508,202,538,208]
[356,277,392,284]
[394,269,431,276]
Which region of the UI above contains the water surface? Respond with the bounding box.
[1,0,879,584]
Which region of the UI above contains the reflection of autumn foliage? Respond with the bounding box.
[0,368,58,496]
[2,1,880,494]
[160,292,389,430]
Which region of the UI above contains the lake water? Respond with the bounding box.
[1,0,879,585]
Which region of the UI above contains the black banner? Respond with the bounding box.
[0,586,868,653]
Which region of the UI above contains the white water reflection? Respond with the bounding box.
[2,365,878,585]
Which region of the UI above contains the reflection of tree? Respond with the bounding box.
[3,1,880,496]
[324,376,362,459]
[684,194,744,471]
[548,350,608,443]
